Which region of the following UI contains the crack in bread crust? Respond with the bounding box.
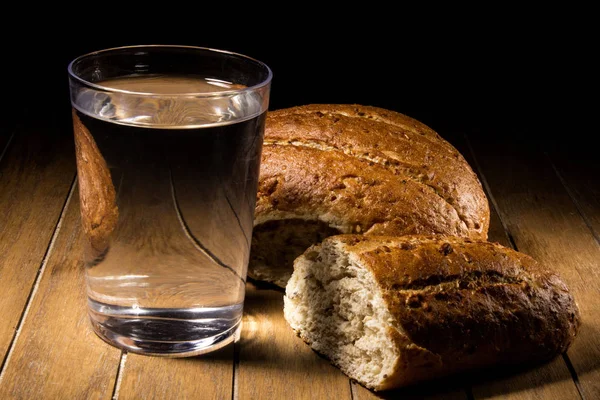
[258,145,469,237]
[388,270,524,292]
[263,140,470,229]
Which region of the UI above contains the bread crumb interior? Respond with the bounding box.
[284,242,398,388]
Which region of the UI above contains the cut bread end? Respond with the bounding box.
[283,241,399,390]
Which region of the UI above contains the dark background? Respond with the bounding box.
[1,16,593,151]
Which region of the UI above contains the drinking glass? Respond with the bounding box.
[68,45,272,356]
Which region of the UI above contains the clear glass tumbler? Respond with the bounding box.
[68,45,272,356]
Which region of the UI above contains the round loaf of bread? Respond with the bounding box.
[249,104,490,287]
[283,234,581,391]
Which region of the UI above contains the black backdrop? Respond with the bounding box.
[2,18,593,149]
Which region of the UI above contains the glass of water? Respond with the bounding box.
[68,45,272,356]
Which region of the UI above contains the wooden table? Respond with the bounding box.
[0,110,598,400]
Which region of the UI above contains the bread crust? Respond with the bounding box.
[331,234,581,389]
[258,104,490,237]
[257,145,469,236]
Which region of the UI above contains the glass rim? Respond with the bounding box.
[67,44,273,97]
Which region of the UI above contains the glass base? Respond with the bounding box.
[88,300,242,357]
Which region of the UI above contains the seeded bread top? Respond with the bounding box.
[256,104,490,240]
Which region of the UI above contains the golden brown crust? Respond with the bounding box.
[72,109,119,262]
[257,145,469,237]
[333,234,581,389]
[259,104,490,237]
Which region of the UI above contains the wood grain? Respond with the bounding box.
[351,380,467,400]
[117,346,233,400]
[0,115,77,362]
[468,357,579,400]
[0,187,121,399]
[467,132,599,400]
[547,147,600,241]
[236,283,352,400]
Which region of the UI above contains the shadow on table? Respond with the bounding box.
[366,358,568,399]
[246,276,286,293]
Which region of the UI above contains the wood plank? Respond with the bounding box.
[236,283,352,400]
[466,131,599,400]
[0,113,77,362]
[0,186,121,399]
[351,380,467,400]
[117,346,234,400]
[468,357,579,400]
[546,147,600,241]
